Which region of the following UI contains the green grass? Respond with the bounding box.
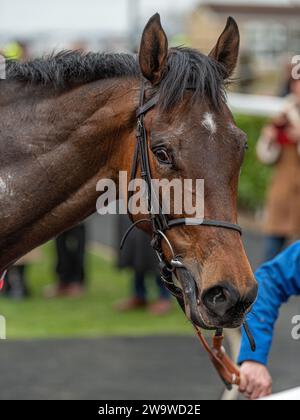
[0,242,191,339]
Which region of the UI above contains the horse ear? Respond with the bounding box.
[209,17,240,78]
[139,13,168,85]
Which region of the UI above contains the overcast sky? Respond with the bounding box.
[0,0,198,36]
[0,0,298,37]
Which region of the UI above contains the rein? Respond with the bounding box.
[121,79,254,390]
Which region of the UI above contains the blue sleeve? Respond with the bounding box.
[238,241,300,366]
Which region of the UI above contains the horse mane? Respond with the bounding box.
[6,48,226,109]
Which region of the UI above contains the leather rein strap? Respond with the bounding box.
[194,327,240,388]
[123,79,243,389]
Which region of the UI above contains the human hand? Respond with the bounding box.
[286,125,300,143]
[239,361,272,400]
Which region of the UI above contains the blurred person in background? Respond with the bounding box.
[116,216,171,315]
[3,259,29,299]
[44,224,86,298]
[256,75,300,262]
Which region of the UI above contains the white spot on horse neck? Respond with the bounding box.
[202,112,217,136]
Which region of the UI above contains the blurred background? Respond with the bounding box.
[0,0,300,400]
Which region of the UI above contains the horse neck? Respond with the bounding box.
[0,78,139,270]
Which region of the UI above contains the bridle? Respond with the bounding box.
[121,79,255,389]
[121,80,242,275]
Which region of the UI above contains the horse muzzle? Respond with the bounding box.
[174,263,257,330]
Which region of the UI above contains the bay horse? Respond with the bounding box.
[0,14,257,331]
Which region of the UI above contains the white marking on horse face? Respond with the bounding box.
[202,112,217,136]
[0,177,6,193]
[0,174,14,197]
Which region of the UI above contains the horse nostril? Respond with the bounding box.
[202,285,239,318]
[207,287,226,304]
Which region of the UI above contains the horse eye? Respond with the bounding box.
[154,148,172,165]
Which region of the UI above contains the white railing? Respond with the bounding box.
[228,93,284,117]
[260,387,300,400]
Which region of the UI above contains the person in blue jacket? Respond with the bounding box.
[238,241,300,400]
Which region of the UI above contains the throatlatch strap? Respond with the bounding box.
[168,218,242,235]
